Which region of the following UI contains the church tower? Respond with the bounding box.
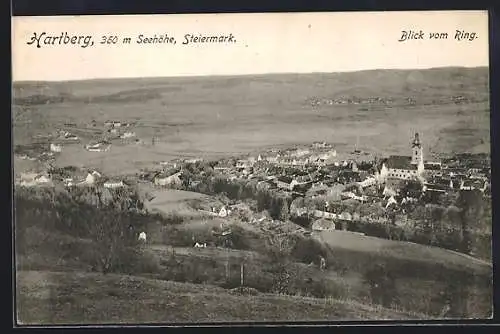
[411,133,425,174]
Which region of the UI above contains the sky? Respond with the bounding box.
[11,11,489,81]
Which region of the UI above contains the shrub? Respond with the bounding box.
[290,235,328,265]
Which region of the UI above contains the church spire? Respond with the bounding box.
[410,132,424,173]
[412,132,421,148]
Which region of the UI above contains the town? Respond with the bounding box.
[14,119,492,258]
[13,66,493,322]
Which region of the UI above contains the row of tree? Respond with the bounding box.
[15,186,151,273]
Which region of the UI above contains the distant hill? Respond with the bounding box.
[12,66,490,172]
[13,66,489,103]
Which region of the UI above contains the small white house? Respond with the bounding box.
[138,232,147,242]
[120,131,136,139]
[36,174,51,183]
[386,195,398,209]
[50,143,63,153]
[18,173,51,187]
[104,180,125,189]
[218,207,228,217]
[85,142,111,152]
[84,171,101,185]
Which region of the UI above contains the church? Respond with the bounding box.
[379,133,425,181]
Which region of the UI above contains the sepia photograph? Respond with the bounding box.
[12,11,492,325]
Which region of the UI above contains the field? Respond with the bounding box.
[16,270,422,324]
[315,230,491,274]
[143,188,213,216]
[13,67,490,176]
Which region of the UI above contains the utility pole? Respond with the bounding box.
[240,262,244,286]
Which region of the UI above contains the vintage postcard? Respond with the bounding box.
[12,11,492,325]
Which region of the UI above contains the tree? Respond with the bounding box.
[279,198,290,222]
[363,263,398,307]
[89,209,138,274]
[400,180,423,199]
[457,190,485,254]
[265,233,296,295]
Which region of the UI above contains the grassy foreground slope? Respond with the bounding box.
[16,270,421,325]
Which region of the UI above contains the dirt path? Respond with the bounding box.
[147,244,264,261]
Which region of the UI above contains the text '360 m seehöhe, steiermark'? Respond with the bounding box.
[25,32,238,48]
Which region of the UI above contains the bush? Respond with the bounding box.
[290,235,328,265]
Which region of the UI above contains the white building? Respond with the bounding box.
[380,133,425,181]
[85,142,111,152]
[82,171,101,185]
[218,207,232,217]
[104,180,125,189]
[120,132,136,139]
[138,232,147,242]
[50,143,63,153]
[276,176,299,191]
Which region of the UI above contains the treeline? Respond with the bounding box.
[15,186,161,274]
[181,164,292,221]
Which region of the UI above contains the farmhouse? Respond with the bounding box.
[138,232,147,242]
[218,206,230,217]
[120,131,136,139]
[50,143,63,153]
[85,142,111,152]
[81,170,102,185]
[17,172,51,187]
